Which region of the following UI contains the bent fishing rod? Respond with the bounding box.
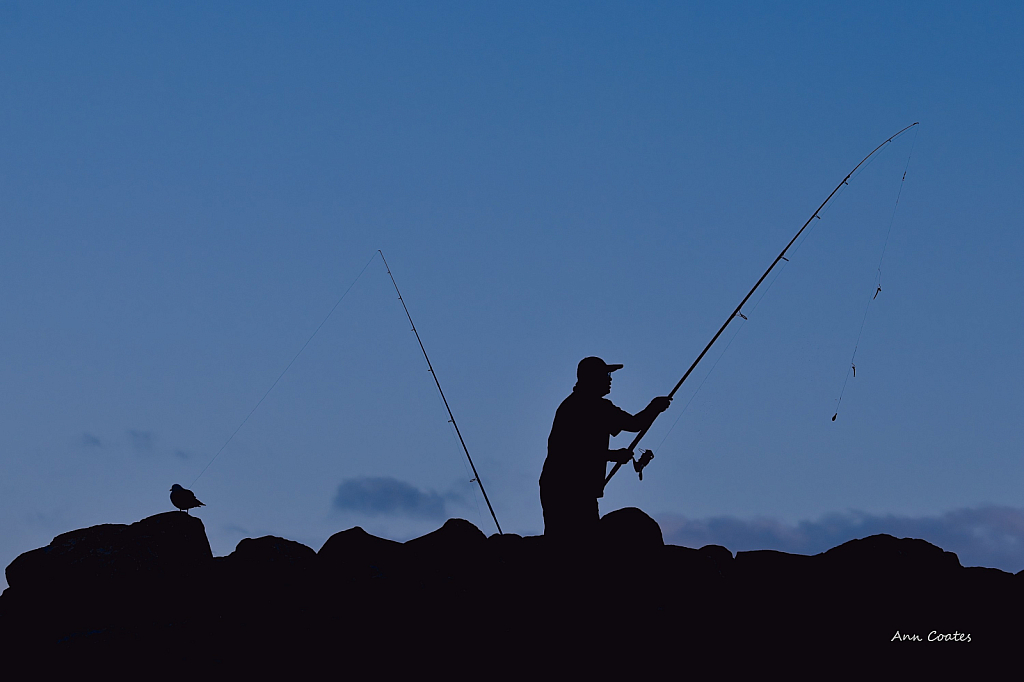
[604,122,920,491]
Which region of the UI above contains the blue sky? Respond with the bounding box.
[2,2,1022,586]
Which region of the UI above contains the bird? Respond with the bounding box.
[170,484,205,514]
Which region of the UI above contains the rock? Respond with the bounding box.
[5,511,212,591]
[599,507,664,550]
[819,533,962,578]
[1,511,214,665]
[404,517,487,553]
[698,544,733,576]
[318,526,404,581]
[210,536,320,653]
[404,518,487,583]
[220,535,317,590]
[228,536,316,569]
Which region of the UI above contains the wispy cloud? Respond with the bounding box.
[657,507,1024,572]
[223,524,251,537]
[127,429,154,453]
[80,432,102,448]
[333,477,460,520]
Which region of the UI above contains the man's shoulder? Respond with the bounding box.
[598,397,627,413]
[555,393,624,416]
[558,390,620,404]
[556,391,606,408]
[557,390,588,407]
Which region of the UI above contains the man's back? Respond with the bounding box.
[543,388,634,498]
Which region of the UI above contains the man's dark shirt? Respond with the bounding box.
[540,386,635,499]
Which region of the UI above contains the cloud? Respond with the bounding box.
[223,524,251,537]
[333,477,454,519]
[657,507,1024,573]
[128,429,154,452]
[81,432,102,448]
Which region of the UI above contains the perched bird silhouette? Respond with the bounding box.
[170,484,205,513]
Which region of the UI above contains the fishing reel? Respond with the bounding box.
[633,449,655,481]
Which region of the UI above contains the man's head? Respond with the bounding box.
[576,356,622,396]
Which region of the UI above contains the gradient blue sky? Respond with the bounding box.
[2,2,1022,586]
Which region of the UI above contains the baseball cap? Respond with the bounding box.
[577,356,624,380]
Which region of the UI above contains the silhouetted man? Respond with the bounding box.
[540,357,671,539]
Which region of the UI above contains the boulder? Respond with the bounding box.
[599,507,664,550]
[227,536,316,570]
[1,511,214,663]
[220,535,317,591]
[404,517,487,554]
[404,518,487,582]
[318,526,404,580]
[698,544,734,577]
[5,511,212,591]
[819,533,962,579]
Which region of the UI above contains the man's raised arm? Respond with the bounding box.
[621,396,672,433]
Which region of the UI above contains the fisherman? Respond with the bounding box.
[540,357,671,539]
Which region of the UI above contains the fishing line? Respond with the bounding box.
[654,318,747,452]
[832,127,918,421]
[190,251,380,487]
[876,128,918,295]
[746,255,792,313]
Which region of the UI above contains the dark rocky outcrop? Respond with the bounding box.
[1,512,214,667]
[317,525,404,581]
[6,511,211,591]
[2,508,1018,673]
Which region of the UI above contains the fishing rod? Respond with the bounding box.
[379,250,503,535]
[604,122,920,490]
